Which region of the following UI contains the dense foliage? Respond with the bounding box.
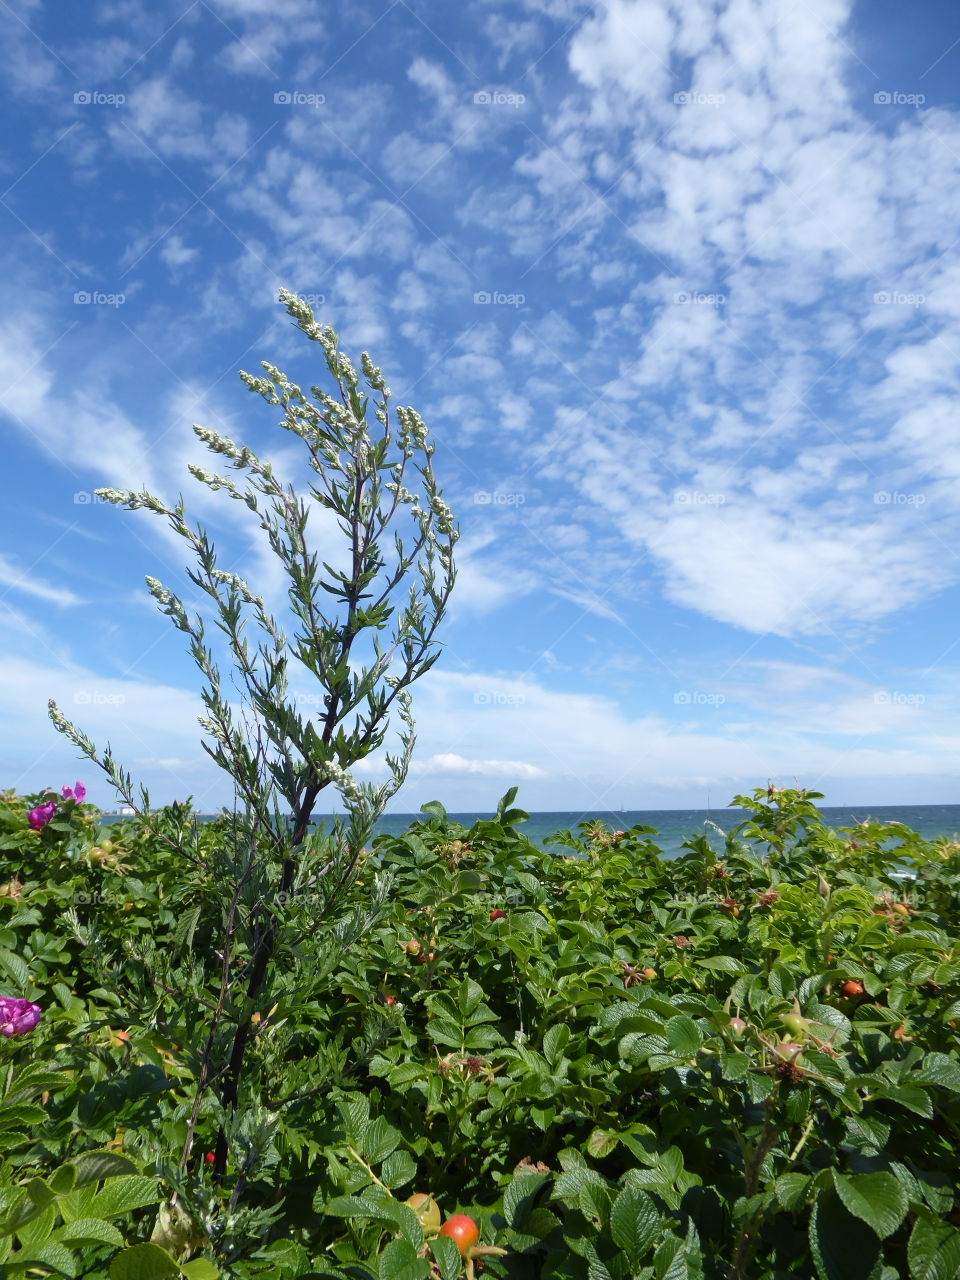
[1,782,959,1279]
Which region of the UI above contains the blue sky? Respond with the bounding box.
[2,0,959,814]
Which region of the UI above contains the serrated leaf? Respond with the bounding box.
[504,1171,549,1228]
[428,1235,462,1280]
[179,1260,220,1280]
[0,950,29,987]
[55,1217,125,1247]
[832,1171,908,1240]
[374,1237,430,1280]
[360,1118,400,1165]
[0,1105,47,1131]
[379,1149,416,1190]
[543,1024,571,1067]
[913,1052,960,1093]
[810,1189,882,1280]
[775,1173,811,1212]
[109,1242,180,1280]
[88,1176,162,1218]
[908,1215,960,1280]
[586,1127,619,1159]
[665,1016,703,1057]
[610,1185,659,1267]
[73,1152,140,1187]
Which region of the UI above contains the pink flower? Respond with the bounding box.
[0,997,42,1037]
[61,782,87,803]
[27,802,57,831]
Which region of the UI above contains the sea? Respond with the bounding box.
[362,804,960,858]
[101,804,960,859]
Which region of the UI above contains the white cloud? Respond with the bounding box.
[0,554,83,607]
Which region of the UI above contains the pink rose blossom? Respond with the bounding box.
[0,997,42,1037]
[27,801,57,831]
[61,782,87,802]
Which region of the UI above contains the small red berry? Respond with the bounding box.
[490,909,507,921]
[384,995,396,1006]
[205,1151,216,1165]
[839,979,865,998]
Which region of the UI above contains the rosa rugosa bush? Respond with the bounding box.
[0,783,957,1277]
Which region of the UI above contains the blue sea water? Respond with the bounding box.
[102,804,960,859]
[344,804,960,859]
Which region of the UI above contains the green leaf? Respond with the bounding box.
[179,1261,220,1280]
[775,1173,811,1212]
[586,1128,619,1159]
[55,1217,125,1247]
[88,1176,163,1218]
[49,1165,77,1196]
[325,1194,424,1251]
[665,1016,703,1057]
[504,1171,549,1228]
[543,1024,571,1066]
[11,1240,77,1276]
[360,1118,400,1165]
[913,1052,960,1093]
[428,1236,462,1280]
[908,1215,960,1280]
[610,1185,660,1268]
[810,1189,882,1280]
[73,1152,140,1187]
[109,1243,180,1280]
[379,1149,416,1190]
[832,1171,909,1240]
[0,1105,47,1131]
[875,1084,933,1118]
[0,950,29,987]
[374,1237,430,1280]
